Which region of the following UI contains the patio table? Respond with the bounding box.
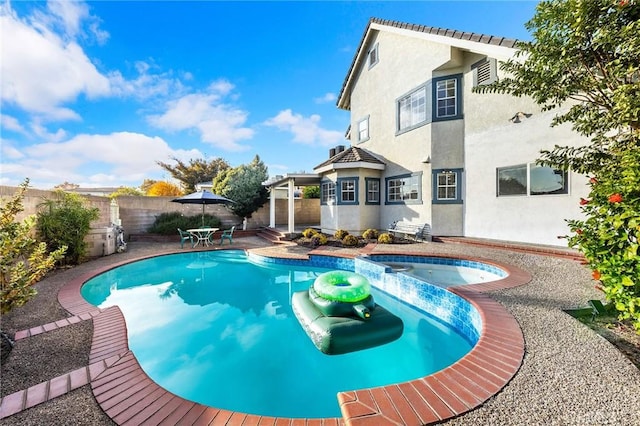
[187,228,219,247]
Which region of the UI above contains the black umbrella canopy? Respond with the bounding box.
[171,190,234,226]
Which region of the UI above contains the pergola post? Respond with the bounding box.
[269,187,276,228]
[288,178,295,234]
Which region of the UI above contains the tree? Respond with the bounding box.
[476,0,640,331]
[36,191,100,265]
[140,179,158,193]
[212,155,269,223]
[302,186,320,199]
[146,181,183,196]
[1,179,66,314]
[109,186,144,197]
[157,157,230,193]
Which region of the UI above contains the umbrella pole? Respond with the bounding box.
[202,204,205,227]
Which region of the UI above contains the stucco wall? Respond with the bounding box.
[463,107,589,246]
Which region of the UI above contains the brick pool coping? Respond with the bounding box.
[4,247,531,425]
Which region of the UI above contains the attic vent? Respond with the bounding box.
[368,43,379,68]
[472,58,497,87]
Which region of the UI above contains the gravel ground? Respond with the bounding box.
[1,238,639,425]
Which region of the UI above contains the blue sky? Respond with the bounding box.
[1,0,538,190]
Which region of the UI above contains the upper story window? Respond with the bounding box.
[472,58,498,87]
[432,74,462,121]
[386,172,422,204]
[397,86,427,132]
[337,177,358,205]
[497,164,569,197]
[357,116,369,143]
[433,169,463,204]
[321,181,336,204]
[365,178,380,205]
[368,44,379,68]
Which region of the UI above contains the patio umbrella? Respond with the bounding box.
[171,190,234,226]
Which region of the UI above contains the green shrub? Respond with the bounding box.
[378,233,393,244]
[36,191,99,265]
[334,229,349,239]
[1,180,66,314]
[148,212,221,235]
[342,234,359,247]
[362,229,379,240]
[302,228,318,238]
[311,233,328,246]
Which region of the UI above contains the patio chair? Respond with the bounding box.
[178,228,194,248]
[220,226,235,245]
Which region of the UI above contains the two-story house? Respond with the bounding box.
[312,18,588,246]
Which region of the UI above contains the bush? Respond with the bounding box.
[147,212,221,235]
[362,229,379,240]
[1,180,66,314]
[311,233,328,246]
[36,191,99,265]
[334,229,349,240]
[378,233,393,244]
[302,228,318,238]
[342,234,359,247]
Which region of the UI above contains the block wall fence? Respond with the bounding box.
[0,186,320,237]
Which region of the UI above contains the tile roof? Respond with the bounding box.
[314,146,385,169]
[337,17,519,110]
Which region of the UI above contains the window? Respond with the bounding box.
[397,86,427,132]
[321,181,336,204]
[432,169,463,204]
[530,165,568,195]
[497,164,569,196]
[357,116,369,142]
[365,178,380,204]
[368,44,379,68]
[472,58,498,87]
[432,74,462,121]
[386,173,422,204]
[337,177,358,205]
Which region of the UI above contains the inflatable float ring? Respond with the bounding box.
[313,271,371,303]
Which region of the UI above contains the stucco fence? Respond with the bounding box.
[1,185,320,256]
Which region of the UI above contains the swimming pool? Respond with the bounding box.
[80,250,478,418]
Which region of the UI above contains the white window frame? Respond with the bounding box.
[397,86,427,132]
[386,173,421,204]
[437,171,457,200]
[321,181,336,204]
[435,78,457,118]
[357,116,369,142]
[365,178,380,204]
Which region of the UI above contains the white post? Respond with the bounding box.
[288,178,295,234]
[269,187,276,228]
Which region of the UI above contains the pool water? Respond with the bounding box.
[81,250,473,418]
[383,261,505,288]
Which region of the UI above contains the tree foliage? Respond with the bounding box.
[146,181,183,196]
[1,180,66,314]
[477,0,640,331]
[109,186,144,198]
[36,191,100,265]
[157,157,230,193]
[212,155,269,219]
[302,185,320,199]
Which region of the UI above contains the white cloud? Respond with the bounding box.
[0,2,111,120]
[314,92,337,104]
[148,80,254,152]
[0,114,27,135]
[2,131,203,188]
[263,109,343,147]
